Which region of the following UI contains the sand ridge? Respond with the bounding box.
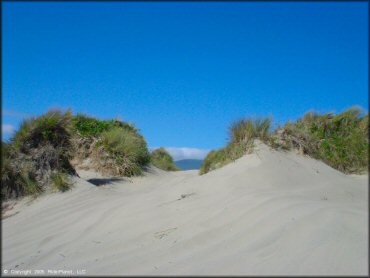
[2,142,368,275]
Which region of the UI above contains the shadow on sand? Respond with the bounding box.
[87,178,125,186]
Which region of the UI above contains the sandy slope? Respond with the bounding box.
[2,142,368,275]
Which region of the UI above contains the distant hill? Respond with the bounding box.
[175,159,203,170]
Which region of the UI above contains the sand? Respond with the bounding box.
[2,142,368,275]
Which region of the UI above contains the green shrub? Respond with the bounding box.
[93,127,150,176]
[277,107,368,174]
[12,110,72,153]
[2,109,153,199]
[2,110,76,200]
[150,148,179,171]
[1,143,43,198]
[2,143,24,198]
[70,114,152,177]
[71,114,136,138]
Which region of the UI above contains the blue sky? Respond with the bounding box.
[2,2,368,160]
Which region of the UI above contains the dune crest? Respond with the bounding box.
[2,142,367,275]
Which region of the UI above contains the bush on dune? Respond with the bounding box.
[277,107,368,174]
[69,114,138,165]
[13,110,72,153]
[70,114,150,176]
[200,108,368,175]
[71,114,136,138]
[150,147,179,171]
[2,110,75,199]
[92,127,150,176]
[1,142,32,199]
[2,110,151,200]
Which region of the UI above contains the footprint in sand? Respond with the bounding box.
[154,227,178,239]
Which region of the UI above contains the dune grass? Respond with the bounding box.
[3,107,367,199]
[2,110,151,200]
[69,114,151,176]
[71,114,136,138]
[200,117,271,174]
[276,107,368,174]
[93,127,150,176]
[51,172,72,192]
[12,110,73,152]
[150,147,179,171]
[2,110,75,199]
[201,108,368,175]
[70,114,150,176]
[1,142,32,198]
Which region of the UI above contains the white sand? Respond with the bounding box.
[2,142,368,275]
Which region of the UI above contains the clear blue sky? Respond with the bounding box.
[2,1,368,157]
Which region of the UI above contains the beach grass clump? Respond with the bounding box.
[199,148,228,175]
[70,114,151,177]
[71,114,136,138]
[13,110,73,153]
[200,117,271,174]
[2,142,48,198]
[150,147,179,171]
[275,107,368,174]
[229,117,271,144]
[2,109,152,199]
[51,171,72,192]
[92,127,150,176]
[2,110,76,199]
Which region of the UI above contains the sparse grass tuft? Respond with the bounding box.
[200,117,271,174]
[150,148,179,171]
[199,149,227,175]
[51,172,72,192]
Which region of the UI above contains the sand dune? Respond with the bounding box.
[2,142,368,275]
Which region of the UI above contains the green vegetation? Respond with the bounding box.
[150,148,179,171]
[51,172,72,192]
[200,117,271,174]
[1,142,32,198]
[2,110,75,199]
[2,106,367,199]
[93,127,150,176]
[276,107,368,174]
[70,114,150,176]
[13,110,73,152]
[71,114,136,137]
[200,108,369,175]
[2,110,151,200]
